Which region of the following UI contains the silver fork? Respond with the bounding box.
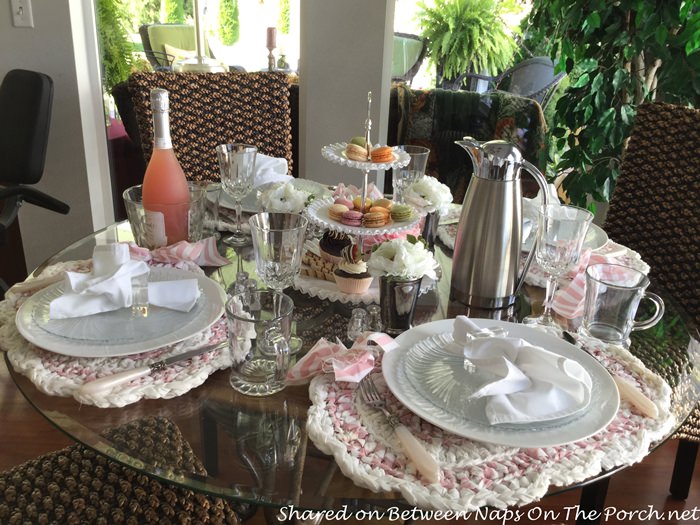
[359,375,440,483]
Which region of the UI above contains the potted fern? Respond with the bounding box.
[418,0,518,90]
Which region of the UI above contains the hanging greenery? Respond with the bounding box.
[219,0,241,46]
[417,0,517,88]
[96,0,134,90]
[527,0,700,208]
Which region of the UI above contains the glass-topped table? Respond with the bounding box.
[7,221,700,523]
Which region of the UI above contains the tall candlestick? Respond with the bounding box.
[266,27,277,50]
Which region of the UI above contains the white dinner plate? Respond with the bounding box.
[214,179,333,213]
[383,319,619,448]
[16,268,226,358]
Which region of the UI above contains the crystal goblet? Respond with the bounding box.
[523,204,593,332]
[217,143,257,246]
[249,212,308,352]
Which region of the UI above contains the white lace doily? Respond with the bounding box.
[1,261,231,408]
[307,339,674,511]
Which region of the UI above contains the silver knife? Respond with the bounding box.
[562,331,658,419]
[76,341,228,396]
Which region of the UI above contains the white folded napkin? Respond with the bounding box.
[49,244,200,319]
[452,316,592,425]
[254,153,291,188]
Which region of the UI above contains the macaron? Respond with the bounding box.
[390,204,413,221]
[370,146,393,163]
[328,203,349,221]
[368,206,391,217]
[362,211,387,228]
[345,143,369,162]
[352,196,372,211]
[350,136,371,149]
[373,198,393,209]
[334,197,354,209]
[341,210,364,227]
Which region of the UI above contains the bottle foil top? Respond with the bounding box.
[150,88,169,113]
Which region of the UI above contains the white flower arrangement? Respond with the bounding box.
[367,236,438,281]
[259,181,315,213]
[404,176,453,215]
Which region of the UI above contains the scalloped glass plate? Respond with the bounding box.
[307,198,421,236]
[214,179,333,213]
[16,268,226,358]
[403,332,592,430]
[322,143,411,170]
[293,271,438,305]
[383,319,619,448]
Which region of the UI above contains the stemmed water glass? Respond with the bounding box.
[392,145,430,203]
[216,143,257,246]
[523,204,593,331]
[249,212,308,352]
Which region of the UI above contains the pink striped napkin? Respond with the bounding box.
[286,331,398,385]
[129,236,230,267]
[552,250,642,319]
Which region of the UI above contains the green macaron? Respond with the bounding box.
[390,204,413,221]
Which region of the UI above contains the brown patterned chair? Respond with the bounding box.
[603,101,700,500]
[0,416,239,523]
[129,71,293,183]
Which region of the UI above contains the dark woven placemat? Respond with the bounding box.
[0,416,239,524]
[129,71,292,182]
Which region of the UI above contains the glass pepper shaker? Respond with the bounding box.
[347,308,368,344]
[366,304,383,332]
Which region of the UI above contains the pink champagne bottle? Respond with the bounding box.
[141,88,190,248]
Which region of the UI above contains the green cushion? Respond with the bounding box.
[392,35,424,77]
[147,24,212,67]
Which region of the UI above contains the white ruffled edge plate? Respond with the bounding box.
[321,143,411,170]
[307,198,421,236]
[293,271,438,305]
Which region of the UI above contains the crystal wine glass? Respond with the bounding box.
[249,212,308,352]
[523,204,593,332]
[392,145,429,202]
[216,143,257,246]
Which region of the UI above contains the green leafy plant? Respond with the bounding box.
[527,0,700,208]
[278,0,291,35]
[165,0,185,23]
[96,0,134,91]
[417,0,518,88]
[219,0,240,46]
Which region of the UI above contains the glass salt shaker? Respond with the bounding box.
[346,308,368,344]
[366,304,383,332]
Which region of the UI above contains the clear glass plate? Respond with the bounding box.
[403,332,591,430]
[306,198,421,236]
[383,319,620,448]
[321,143,411,170]
[16,268,226,357]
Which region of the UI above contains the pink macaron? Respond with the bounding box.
[334,197,354,209]
[341,210,363,227]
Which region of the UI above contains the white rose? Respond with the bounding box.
[260,182,309,213]
[367,238,438,280]
[404,176,453,215]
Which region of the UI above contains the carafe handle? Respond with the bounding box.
[513,160,551,296]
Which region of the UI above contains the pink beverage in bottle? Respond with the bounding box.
[141,88,190,248]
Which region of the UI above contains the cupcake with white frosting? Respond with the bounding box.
[333,244,373,294]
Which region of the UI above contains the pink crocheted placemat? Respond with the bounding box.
[0,260,230,408]
[307,338,674,511]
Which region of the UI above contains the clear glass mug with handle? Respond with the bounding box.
[579,263,665,346]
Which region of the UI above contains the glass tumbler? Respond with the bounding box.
[226,290,293,396]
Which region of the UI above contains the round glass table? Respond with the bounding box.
[7,221,700,521]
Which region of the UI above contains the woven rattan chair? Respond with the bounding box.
[603,101,700,500]
[129,71,293,183]
[0,416,240,524]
